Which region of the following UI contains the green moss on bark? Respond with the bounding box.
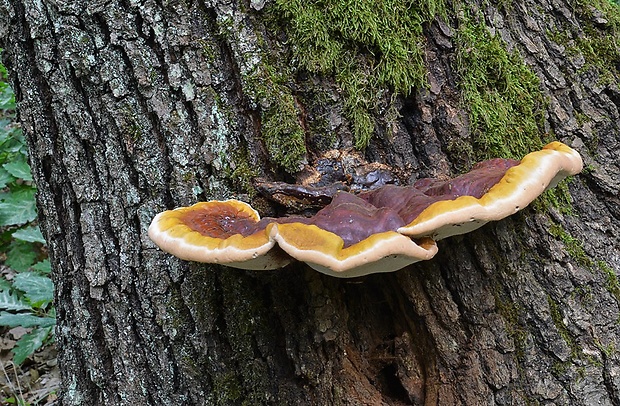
[240,51,307,174]
[261,91,307,173]
[548,222,620,303]
[270,0,446,148]
[598,260,620,303]
[452,9,584,214]
[455,11,547,161]
[213,372,243,403]
[218,140,260,197]
[548,223,592,267]
[547,295,579,356]
[494,291,528,360]
[573,0,620,85]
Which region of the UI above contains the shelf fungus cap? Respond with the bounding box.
[270,192,438,278]
[148,200,292,270]
[271,224,437,278]
[398,142,583,240]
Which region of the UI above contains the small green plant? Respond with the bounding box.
[0,49,55,368]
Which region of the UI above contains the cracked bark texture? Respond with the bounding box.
[1,0,619,405]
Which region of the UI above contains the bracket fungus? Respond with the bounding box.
[394,142,584,239]
[147,200,292,270]
[148,142,583,277]
[270,192,438,278]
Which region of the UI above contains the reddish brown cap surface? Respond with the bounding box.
[398,142,583,239]
[148,200,291,270]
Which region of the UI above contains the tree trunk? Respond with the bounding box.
[1,0,619,404]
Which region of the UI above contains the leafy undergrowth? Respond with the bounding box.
[1,50,58,405]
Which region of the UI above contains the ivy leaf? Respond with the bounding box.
[0,289,32,311]
[0,54,7,75]
[2,160,33,182]
[0,126,26,155]
[0,187,37,226]
[12,326,52,365]
[0,311,56,328]
[4,239,38,272]
[12,272,54,308]
[12,225,46,244]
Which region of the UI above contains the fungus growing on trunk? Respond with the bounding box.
[147,200,291,270]
[395,142,584,239]
[270,192,439,277]
[148,142,583,277]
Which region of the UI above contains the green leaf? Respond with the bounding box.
[0,126,26,156]
[0,167,13,188]
[4,239,38,272]
[0,289,32,311]
[2,160,33,182]
[0,311,56,328]
[0,278,11,291]
[0,48,7,76]
[12,225,46,244]
[0,85,15,110]
[12,272,54,308]
[0,187,37,226]
[12,326,52,365]
[32,259,52,274]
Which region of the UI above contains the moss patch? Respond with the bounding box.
[531,179,575,215]
[494,290,528,360]
[544,0,620,95]
[453,10,579,212]
[243,57,307,174]
[548,222,620,303]
[573,0,620,85]
[547,294,604,378]
[455,10,547,161]
[261,91,307,173]
[547,295,579,355]
[598,260,620,303]
[548,223,592,267]
[225,149,260,197]
[270,0,445,148]
[213,372,243,403]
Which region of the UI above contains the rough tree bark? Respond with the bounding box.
[1,0,619,404]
